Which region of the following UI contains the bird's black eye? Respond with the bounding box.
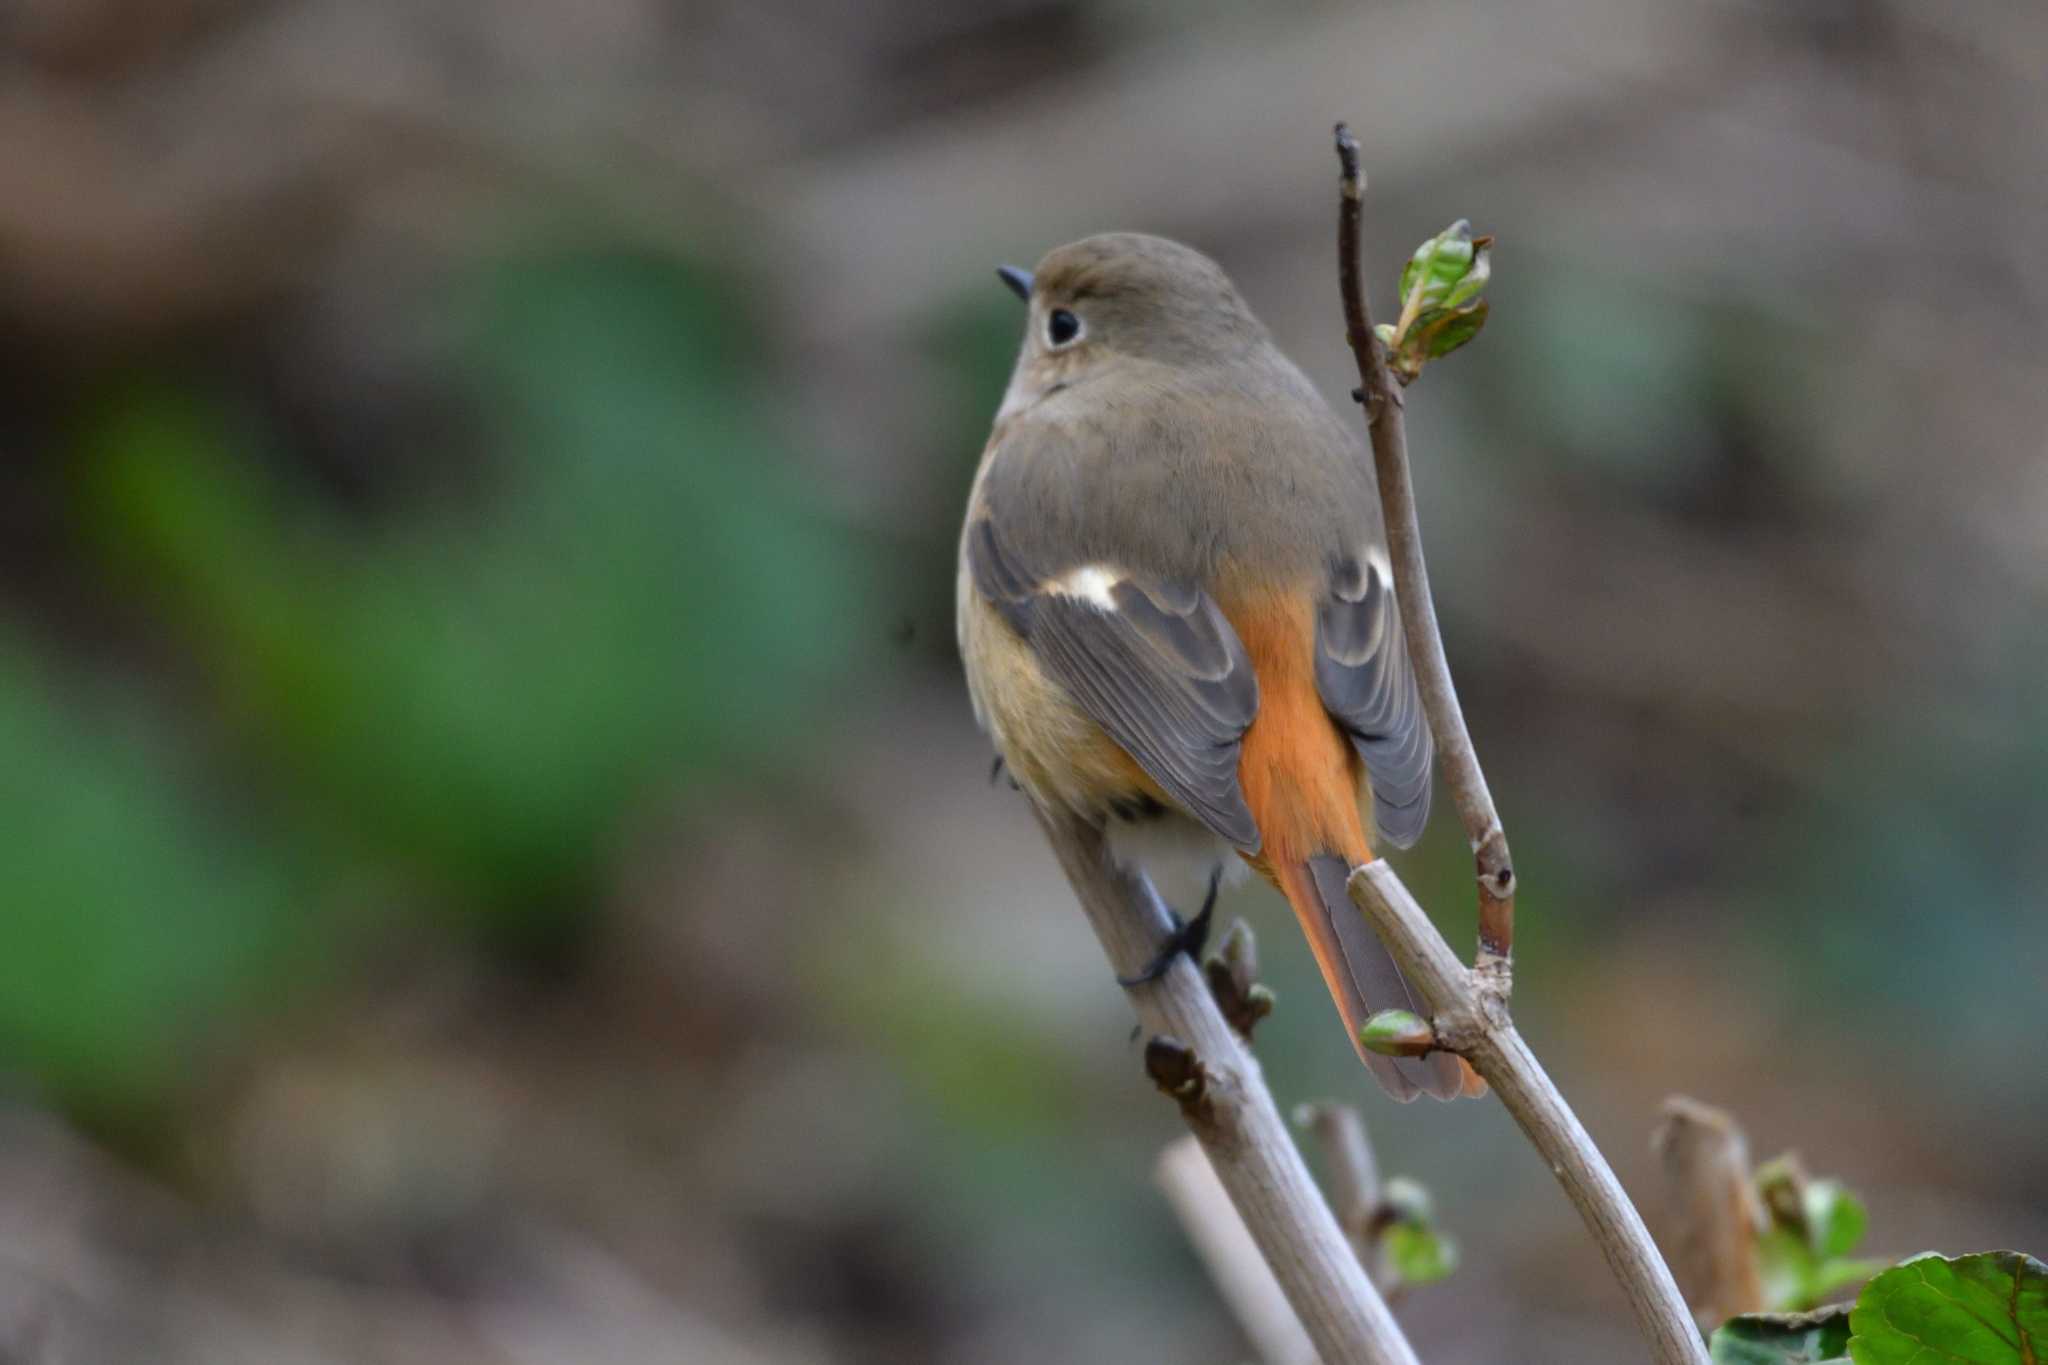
[1047,308,1081,347]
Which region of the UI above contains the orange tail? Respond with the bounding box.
[1272,855,1468,1101]
[1231,587,1475,1101]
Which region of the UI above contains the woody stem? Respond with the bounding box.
[1348,862,1707,1365]
[1332,123,1708,1365]
[1332,123,1514,978]
[1036,806,1420,1365]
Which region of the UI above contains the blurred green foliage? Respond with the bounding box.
[1,252,872,1117]
[1376,1174,1459,1290]
[0,645,321,1113]
[1755,1158,1886,1313]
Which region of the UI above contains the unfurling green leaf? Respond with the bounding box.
[1358,1009,1435,1057]
[1375,1177,1457,1287]
[1417,299,1489,360]
[1382,1219,1459,1286]
[1443,238,1490,309]
[1805,1181,1868,1262]
[1710,1308,1852,1364]
[1382,221,1492,384]
[1847,1251,2048,1365]
[1760,1228,1887,1313]
[1752,1157,1884,1311]
[1398,220,1487,316]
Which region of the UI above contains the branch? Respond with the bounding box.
[1333,125,1515,983]
[1295,1101,1383,1268]
[1351,864,1704,1364]
[1156,1137,1318,1365]
[1332,125,1709,1365]
[1033,806,1420,1365]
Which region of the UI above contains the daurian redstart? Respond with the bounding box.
[958,233,1476,1101]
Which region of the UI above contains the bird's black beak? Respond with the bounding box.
[996,265,1033,301]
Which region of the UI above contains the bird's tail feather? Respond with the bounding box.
[1276,855,1472,1102]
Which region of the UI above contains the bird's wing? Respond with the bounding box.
[1313,554,1435,849]
[965,515,1261,850]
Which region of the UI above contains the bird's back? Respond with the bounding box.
[976,343,1380,592]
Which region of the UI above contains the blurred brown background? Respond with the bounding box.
[2,1,2045,1361]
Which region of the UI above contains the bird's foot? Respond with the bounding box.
[1116,865,1222,987]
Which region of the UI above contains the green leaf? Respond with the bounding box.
[1761,1228,1887,1312]
[1382,1220,1458,1286]
[1752,1160,1880,1311]
[1848,1251,2048,1365]
[1807,1181,1868,1262]
[1382,221,1492,383]
[1415,299,1489,361]
[1768,1242,1887,1312]
[1712,1308,1852,1364]
[1375,1177,1456,1285]
[1398,220,1479,315]
[1442,237,1491,309]
[1761,1226,1817,1310]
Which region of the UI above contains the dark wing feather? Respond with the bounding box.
[966,517,1260,850]
[1314,555,1434,849]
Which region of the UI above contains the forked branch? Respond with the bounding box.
[1334,125,1515,984]
[1349,863,1706,1364]
[1035,807,1420,1365]
[1332,122,1708,1365]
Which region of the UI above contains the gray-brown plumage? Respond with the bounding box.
[958,233,1470,1101]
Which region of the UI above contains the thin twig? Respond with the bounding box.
[1332,124,1708,1365]
[1034,806,1421,1365]
[1157,1137,1318,1365]
[1334,124,1515,984]
[1296,1101,1383,1268]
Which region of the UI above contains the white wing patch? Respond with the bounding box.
[1047,564,1121,611]
[1361,547,1398,653]
[1364,545,1394,588]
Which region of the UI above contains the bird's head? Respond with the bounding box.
[993,233,1266,417]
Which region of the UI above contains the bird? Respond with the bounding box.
[956,232,1479,1101]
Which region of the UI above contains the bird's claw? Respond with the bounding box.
[1117,865,1223,987]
